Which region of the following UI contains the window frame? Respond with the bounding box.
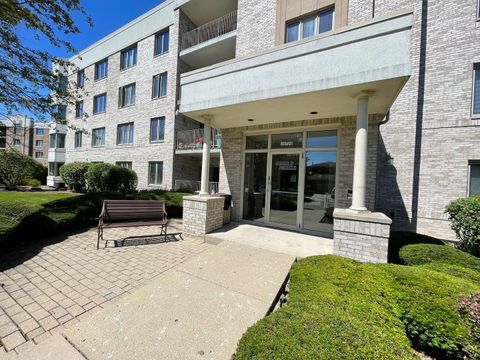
[14,139,21,146]
[285,7,335,43]
[472,63,480,117]
[49,133,66,149]
[75,100,84,118]
[148,161,163,186]
[468,160,480,196]
[35,128,45,136]
[35,140,44,147]
[150,117,165,143]
[117,122,135,145]
[92,127,106,148]
[77,69,85,88]
[120,45,138,70]
[152,72,168,99]
[118,83,136,108]
[116,161,133,170]
[94,58,108,81]
[74,131,83,148]
[35,151,44,158]
[154,29,170,57]
[93,93,107,114]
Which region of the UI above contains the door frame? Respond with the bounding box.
[240,124,340,234]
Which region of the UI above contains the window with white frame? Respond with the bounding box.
[92,127,105,147]
[155,29,169,56]
[469,160,480,196]
[120,45,137,70]
[119,83,136,108]
[117,122,134,145]
[35,151,44,158]
[152,73,167,99]
[150,117,165,142]
[286,7,334,43]
[75,100,84,118]
[473,63,480,116]
[49,133,65,149]
[35,140,44,147]
[35,128,45,135]
[95,59,108,80]
[74,131,82,148]
[48,162,64,176]
[93,93,107,114]
[116,162,132,170]
[148,162,163,185]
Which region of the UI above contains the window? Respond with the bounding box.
[152,73,167,99]
[14,125,20,134]
[14,139,21,145]
[48,162,64,176]
[154,30,169,56]
[35,151,44,158]
[119,83,136,108]
[150,117,165,142]
[58,75,68,91]
[95,59,108,80]
[117,122,134,145]
[469,161,480,196]
[49,133,65,149]
[246,135,268,150]
[306,130,337,147]
[35,140,44,147]
[93,93,107,114]
[35,128,45,136]
[75,100,84,118]
[116,162,132,170]
[120,45,137,70]
[271,132,303,149]
[77,70,85,88]
[74,131,82,148]
[473,64,480,116]
[53,105,67,120]
[148,162,163,185]
[92,128,105,147]
[285,8,334,43]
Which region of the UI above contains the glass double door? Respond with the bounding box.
[243,150,336,234]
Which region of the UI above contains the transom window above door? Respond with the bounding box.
[286,7,334,43]
[245,130,337,151]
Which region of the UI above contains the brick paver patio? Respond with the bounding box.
[0,220,209,355]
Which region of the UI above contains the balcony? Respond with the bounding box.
[179,11,237,69]
[176,128,222,152]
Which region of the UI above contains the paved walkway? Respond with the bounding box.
[64,241,294,360]
[0,221,209,355]
[206,222,334,258]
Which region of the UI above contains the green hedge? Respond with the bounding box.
[446,194,480,256]
[234,256,480,360]
[60,162,91,192]
[86,163,138,192]
[388,231,445,264]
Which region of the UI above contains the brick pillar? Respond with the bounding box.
[183,196,225,236]
[333,209,392,263]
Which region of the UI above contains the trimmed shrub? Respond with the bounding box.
[22,179,41,187]
[399,244,480,273]
[446,195,480,256]
[60,162,91,192]
[0,149,41,190]
[389,231,444,264]
[85,163,137,192]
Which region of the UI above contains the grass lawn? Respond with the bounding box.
[234,245,480,360]
[0,190,190,249]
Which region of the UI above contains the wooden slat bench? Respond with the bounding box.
[97,200,168,249]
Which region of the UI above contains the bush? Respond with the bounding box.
[389,231,445,264]
[86,163,137,192]
[399,244,480,273]
[22,179,41,187]
[0,149,42,190]
[60,162,91,192]
[234,256,480,360]
[446,195,480,256]
[459,293,480,359]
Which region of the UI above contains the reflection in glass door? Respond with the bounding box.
[243,153,268,222]
[269,153,301,228]
[303,151,336,233]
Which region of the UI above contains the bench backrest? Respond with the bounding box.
[101,200,166,222]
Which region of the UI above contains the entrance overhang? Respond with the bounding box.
[179,10,413,129]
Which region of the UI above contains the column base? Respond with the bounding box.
[183,196,225,236]
[333,208,392,263]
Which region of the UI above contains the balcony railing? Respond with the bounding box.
[174,180,219,194]
[180,10,238,51]
[176,128,222,151]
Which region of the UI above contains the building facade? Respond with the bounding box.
[65,0,480,241]
[0,115,50,166]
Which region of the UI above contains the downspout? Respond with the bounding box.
[374,112,390,212]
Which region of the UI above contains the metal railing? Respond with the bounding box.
[180,10,238,51]
[176,128,222,151]
[174,180,219,194]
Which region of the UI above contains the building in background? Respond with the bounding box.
[47,122,68,188]
[0,115,50,165]
[63,0,480,242]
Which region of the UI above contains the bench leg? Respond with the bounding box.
[97,227,101,249]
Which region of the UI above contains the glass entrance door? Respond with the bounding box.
[268,153,301,228]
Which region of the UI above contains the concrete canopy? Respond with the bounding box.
[179,11,413,129]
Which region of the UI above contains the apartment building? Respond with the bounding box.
[65,0,480,243]
[0,115,50,165]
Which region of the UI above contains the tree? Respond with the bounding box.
[0,149,38,190]
[0,0,92,121]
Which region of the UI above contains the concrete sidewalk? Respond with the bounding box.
[60,241,294,360]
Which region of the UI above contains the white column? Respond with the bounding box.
[350,94,370,212]
[199,116,212,197]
